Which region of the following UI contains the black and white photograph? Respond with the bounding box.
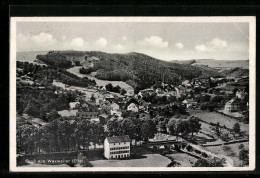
[9,17,256,172]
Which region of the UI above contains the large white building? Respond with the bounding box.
[104,135,131,159]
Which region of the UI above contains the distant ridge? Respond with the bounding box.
[171,59,249,70]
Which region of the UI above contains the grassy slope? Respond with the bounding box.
[220,68,249,77]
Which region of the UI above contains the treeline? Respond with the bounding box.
[17,61,96,87]
[95,69,134,82]
[149,104,188,118]
[17,119,105,154]
[167,116,201,139]
[79,67,96,74]
[105,83,126,94]
[17,86,79,121]
[106,116,157,142]
[36,54,73,68]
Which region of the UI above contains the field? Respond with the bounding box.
[204,142,249,167]
[166,153,198,167]
[67,66,134,95]
[90,147,171,167]
[192,59,249,69]
[189,110,249,134]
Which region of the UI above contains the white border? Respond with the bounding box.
[10,16,256,172]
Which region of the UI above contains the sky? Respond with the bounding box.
[16,22,249,61]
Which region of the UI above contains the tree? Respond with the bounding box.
[106,118,120,137]
[233,122,241,134]
[90,122,105,149]
[46,110,60,122]
[141,120,157,142]
[239,149,249,166]
[90,94,95,102]
[120,88,127,95]
[222,146,235,156]
[74,61,81,66]
[167,119,186,141]
[193,157,225,167]
[118,118,136,138]
[105,83,113,92]
[188,116,201,138]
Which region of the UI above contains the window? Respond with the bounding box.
[114,143,115,145]
[124,142,126,144]
[119,143,120,145]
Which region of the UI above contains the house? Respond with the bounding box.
[99,86,107,94]
[182,99,197,108]
[173,87,180,98]
[82,103,89,109]
[69,102,80,109]
[155,88,164,96]
[225,98,240,112]
[76,111,99,119]
[138,89,155,98]
[182,80,190,86]
[110,103,122,116]
[139,101,150,111]
[104,135,131,159]
[99,114,109,124]
[236,89,246,99]
[127,103,139,112]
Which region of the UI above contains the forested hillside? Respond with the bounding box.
[36,51,222,89]
[17,61,96,87]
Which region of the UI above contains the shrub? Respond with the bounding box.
[195,150,201,154]
[67,160,76,167]
[238,144,245,150]
[201,152,208,158]
[186,145,193,152]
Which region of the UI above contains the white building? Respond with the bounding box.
[127,103,139,112]
[104,135,131,159]
[225,98,240,112]
[110,103,121,116]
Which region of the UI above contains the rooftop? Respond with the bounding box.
[107,135,131,143]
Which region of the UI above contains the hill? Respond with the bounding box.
[36,51,222,89]
[219,67,249,77]
[171,59,249,70]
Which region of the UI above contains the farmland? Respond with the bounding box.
[189,110,249,134]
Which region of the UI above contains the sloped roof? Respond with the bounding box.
[111,103,119,108]
[128,103,137,108]
[107,135,131,143]
[226,98,240,105]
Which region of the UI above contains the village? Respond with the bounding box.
[16,59,249,168]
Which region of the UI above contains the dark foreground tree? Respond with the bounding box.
[193,158,225,167]
[239,149,249,166]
